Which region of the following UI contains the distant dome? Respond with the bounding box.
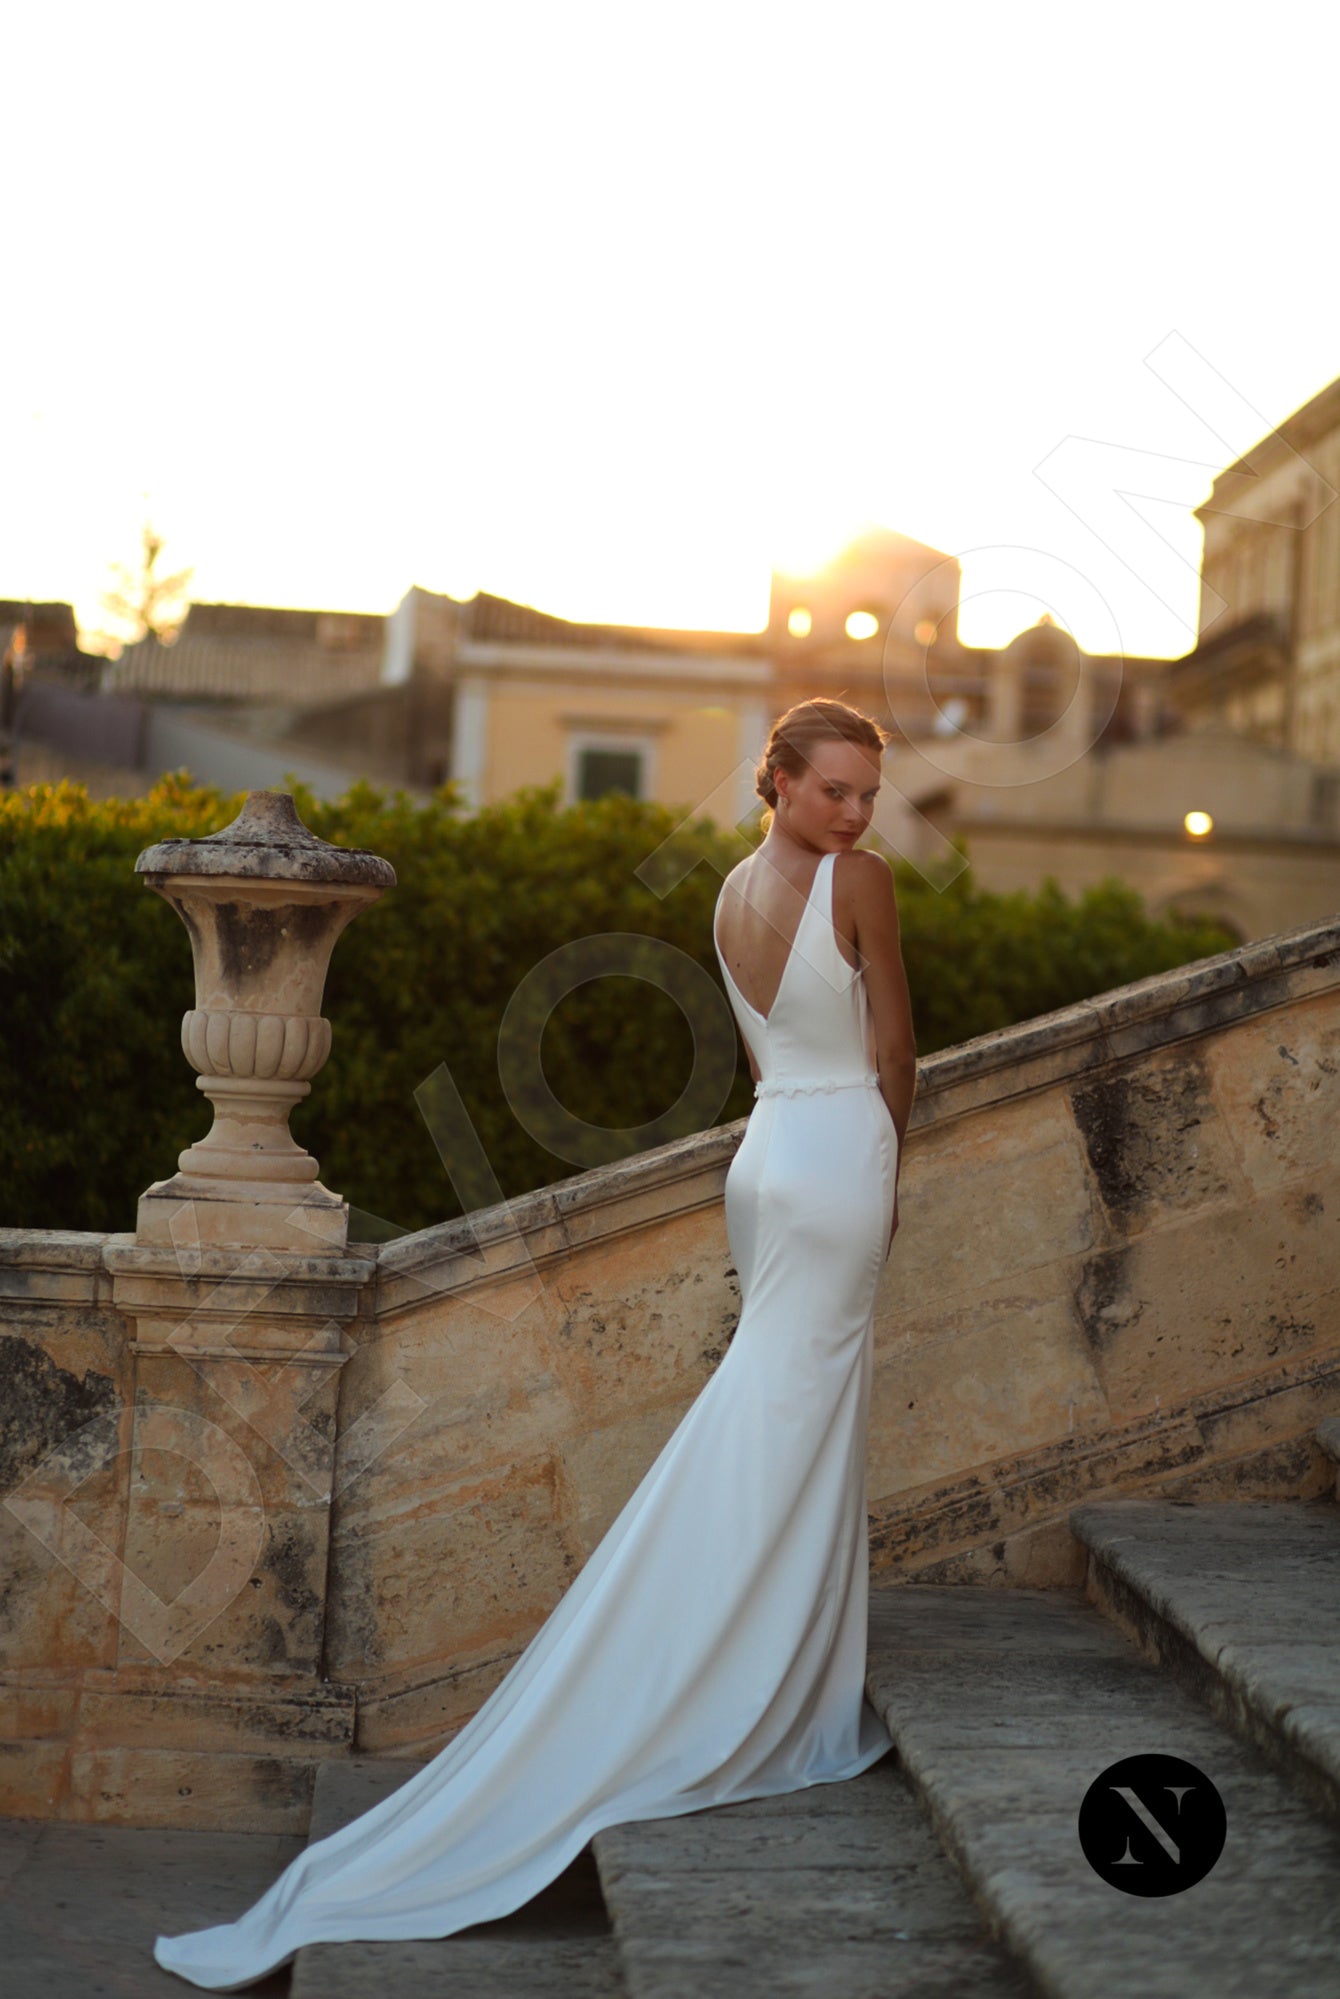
[1004,615,1078,664]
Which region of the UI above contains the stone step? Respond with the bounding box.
[290,1757,624,1998]
[591,1757,1030,1999]
[1071,1496,1340,1828]
[0,1813,308,1999]
[864,1576,1340,1998]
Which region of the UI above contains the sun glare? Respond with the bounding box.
[769,519,865,583]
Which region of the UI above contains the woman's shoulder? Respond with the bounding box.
[834,847,897,929]
[834,846,893,892]
[716,856,750,903]
[836,844,889,873]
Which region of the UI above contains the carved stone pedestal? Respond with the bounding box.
[133,789,396,1254]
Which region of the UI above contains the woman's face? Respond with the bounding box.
[776,740,882,849]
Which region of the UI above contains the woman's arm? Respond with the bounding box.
[848,851,917,1229]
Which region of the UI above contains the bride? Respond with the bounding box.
[153,695,918,1990]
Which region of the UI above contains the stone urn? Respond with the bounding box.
[133,789,396,1252]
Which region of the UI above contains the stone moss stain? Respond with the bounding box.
[1071,1054,1224,1232]
[0,1338,118,1492]
[258,1517,324,1667]
[1075,1244,1143,1357]
[212,899,338,989]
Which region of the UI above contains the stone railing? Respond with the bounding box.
[1,791,1337,1831]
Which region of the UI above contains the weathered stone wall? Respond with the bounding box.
[0,1237,131,1811]
[866,970,1339,1586]
[2,911,1338,1826]
[0,1234,358,1830]
[325,1137,743,1753]
[325,913,1340,1758]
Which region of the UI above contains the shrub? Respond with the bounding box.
[0,773,1240,1235]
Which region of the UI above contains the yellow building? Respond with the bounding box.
[1168,373,1340,761]
[383,586,771,824]
[12,426,1340,943]
[880,378,1340,940]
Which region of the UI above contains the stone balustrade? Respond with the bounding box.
[0,801,1337,1832]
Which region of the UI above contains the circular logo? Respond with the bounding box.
[1078,1753,1226,1896]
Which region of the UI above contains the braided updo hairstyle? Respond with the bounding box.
[754,698,893,816]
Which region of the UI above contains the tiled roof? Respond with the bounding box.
[102,631,385,702]
[181,602,384,643]
[459,591,769,656]
[0,600,78,648]
[94,588,767,700]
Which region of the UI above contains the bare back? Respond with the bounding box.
[714,849,861,1023]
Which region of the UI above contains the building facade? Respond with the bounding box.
[11,391,1340,942]
[1167,374,1340,761]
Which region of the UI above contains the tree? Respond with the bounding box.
[98,520,194,650]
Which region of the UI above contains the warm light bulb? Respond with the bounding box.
[1184,810,1213,838]
[845,611,879,641]
[787,607,812,638]
[914,618,939,646]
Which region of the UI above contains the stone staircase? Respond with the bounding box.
[288,1428,1340,1997]
[290,1756,622,1997]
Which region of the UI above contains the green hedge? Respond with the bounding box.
[0,771,1239,1237]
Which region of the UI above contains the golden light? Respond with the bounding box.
[845,611,879,641]
[770,519,860,580]
[914,617,939,645]
[1184,810,1213,839]
[787,606,813,638]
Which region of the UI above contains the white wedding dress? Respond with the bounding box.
[154,847,898,1990]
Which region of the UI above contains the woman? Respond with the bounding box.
[154,696,917,1990]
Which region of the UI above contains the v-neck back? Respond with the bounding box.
[713,851,835,1027]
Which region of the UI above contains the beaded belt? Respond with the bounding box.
[754,1071,881,1099]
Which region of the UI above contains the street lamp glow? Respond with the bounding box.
[1184,810,1213,838]
[845,611,879,641]
[787,607,812,638]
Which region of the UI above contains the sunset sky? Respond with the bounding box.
[5,3,1336,658]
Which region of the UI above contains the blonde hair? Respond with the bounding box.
[754,698,892,812]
